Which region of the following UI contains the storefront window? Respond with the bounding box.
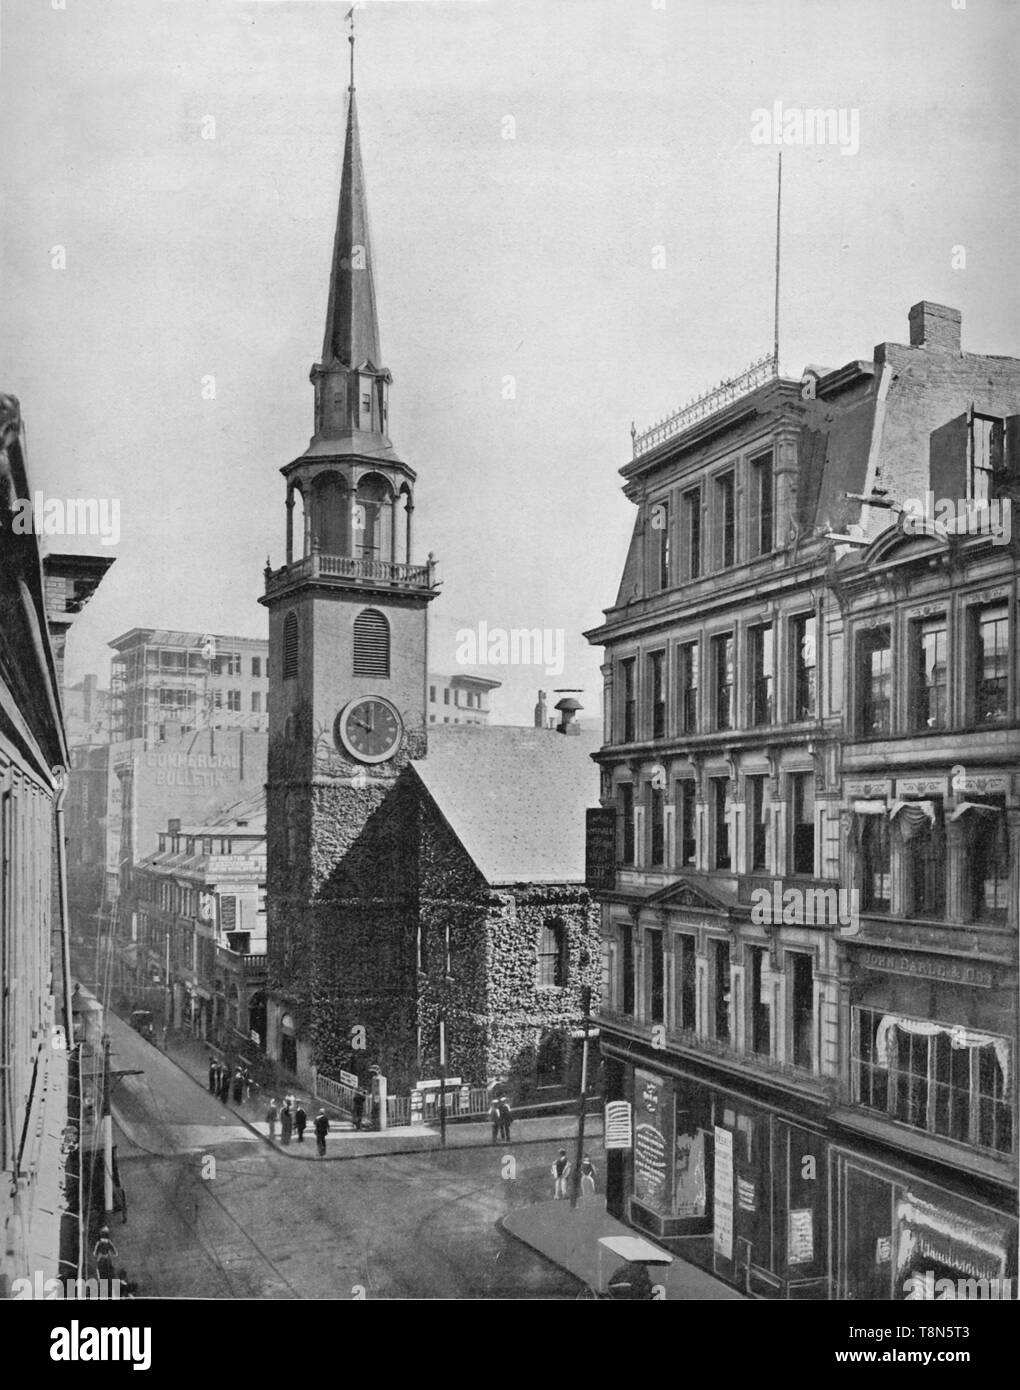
[853,1009,1013,1154]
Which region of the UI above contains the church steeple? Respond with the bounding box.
[308,20,394,455]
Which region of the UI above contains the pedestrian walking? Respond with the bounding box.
[488,1096,501,1144]
[266,1099,279,1141]
[219,1067,231,1103]
[208,1058,218,1093]
[351,1091,366,1131]
[314,1108,329,1157]
[579,1155,597,1199]
[280,1102,293,1145]
[294,1103,307,1142]
[244,1073,255,1107]
[93,1226,118,1282]
[552,1149,572,1200]
[232,1069,244,1104]
[498,1095,513,1142]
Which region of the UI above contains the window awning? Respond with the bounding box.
[890,799,935,823]
[853,800,888,815]
[874,1015,1011,1096]
[949,801,1002,821]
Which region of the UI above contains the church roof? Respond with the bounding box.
[412,725,601,886]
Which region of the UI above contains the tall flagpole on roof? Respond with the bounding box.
[347,5,356,92]
[773,152,782,376]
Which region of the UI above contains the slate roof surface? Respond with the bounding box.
[412,724,601,885]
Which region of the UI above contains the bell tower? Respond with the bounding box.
[261,25,439,1084]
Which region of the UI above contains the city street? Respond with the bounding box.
[107,1013,581,1299]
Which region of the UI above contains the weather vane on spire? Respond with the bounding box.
[346,5,356,92]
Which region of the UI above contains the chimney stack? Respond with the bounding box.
[554,696,583,736]
[908,301,961,353]
[534,690,547,729]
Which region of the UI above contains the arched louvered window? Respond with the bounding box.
[282,612,298,680]
[353,608,390,678]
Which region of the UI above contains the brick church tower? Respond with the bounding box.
[261,33,439,1083]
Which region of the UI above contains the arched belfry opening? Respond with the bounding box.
[310,472,350,556]
[354,472,394,563]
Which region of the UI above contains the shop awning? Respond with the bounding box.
[853,800,888,815]
[950,801,1001,821]
[874,1015,1011,1095]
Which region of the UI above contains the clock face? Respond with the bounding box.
[335,696,403,764]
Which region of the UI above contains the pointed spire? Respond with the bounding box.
[321,15,382,370]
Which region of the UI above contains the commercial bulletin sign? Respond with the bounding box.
[713,1126,734,1261]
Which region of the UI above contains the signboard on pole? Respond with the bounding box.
[339,1070,358,1089]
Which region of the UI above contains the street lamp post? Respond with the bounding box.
[570,984,593,1209]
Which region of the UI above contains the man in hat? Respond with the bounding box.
[314,1108,329,1157]
[552,1149,572,1200]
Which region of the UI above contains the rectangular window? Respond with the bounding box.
[972,605,1009,723]
[712,634,734,731]
[910,618,947,731]
[652,499,671,590]
[752,451,774,556]
[227,690,241,712]
[429,685,436,703]
[903,800,945,919]
[716,472,736,569]
[676,933,697,1032]
[648,784,665,866]
[619,783,635,865]
[251,656,262,677]
[791,772,815,876]
[712,777,730,870]
[713,939,731,1043]
[971,414,1005,502]
[621,658,636,742]
[678,641,699,733]
[749,946,771,1058]
[859,815,891,913]
[678,780,697,868]
[749,623,774,725]
[649,651,666,739]
[621,923,635,1015]
[857,626,892,734]
[792,614,817,720]
[538,919,568,989]
[645,929,664,1025]
[682,487,702,580]
[443,688,450,705]
[748,775,767,871]
[967,799,1009,922]
[790,953,813,1070]
[251,691,261,713]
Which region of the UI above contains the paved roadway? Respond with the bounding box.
[106,1012,579,1299]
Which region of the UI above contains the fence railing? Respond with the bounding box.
[632,352,778,457]
[314,1074,491,1128]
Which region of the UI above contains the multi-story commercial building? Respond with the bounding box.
[109,628,269,747]
[130,794,267,1048]
[585,303,1019,1299]
[827,460,1018,1298]
[1,393,113,1294]
[427,672,500,725]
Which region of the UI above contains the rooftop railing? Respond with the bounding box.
[632,352,779,458]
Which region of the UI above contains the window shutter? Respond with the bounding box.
[353,609,390,678]
[282,612,298,680]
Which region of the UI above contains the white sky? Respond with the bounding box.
[2,0,1018,724]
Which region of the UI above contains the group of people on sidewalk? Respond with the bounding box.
[551,1150,598,1200]
[488,1094,514,1143]
[208,1056,259,1107]
[265,1095,331,1154]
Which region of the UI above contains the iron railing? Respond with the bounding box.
[632,352,778,458]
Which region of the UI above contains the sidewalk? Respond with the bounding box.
[502,1199,745,1301]
[159,1029,602,1159]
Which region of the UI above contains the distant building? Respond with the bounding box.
[43,555,113,692]
[427,672,500,725]
[63,674,112,747]
[109,628,269,747]
[130,793,267,1048]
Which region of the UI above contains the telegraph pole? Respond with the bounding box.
[570,985,593,1209]
[438,1008,447,1148]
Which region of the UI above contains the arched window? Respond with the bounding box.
[538,917,568,988]
[282,612,298,680]
[353,608,390,678]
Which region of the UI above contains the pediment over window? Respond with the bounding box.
[641,874,737,915]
